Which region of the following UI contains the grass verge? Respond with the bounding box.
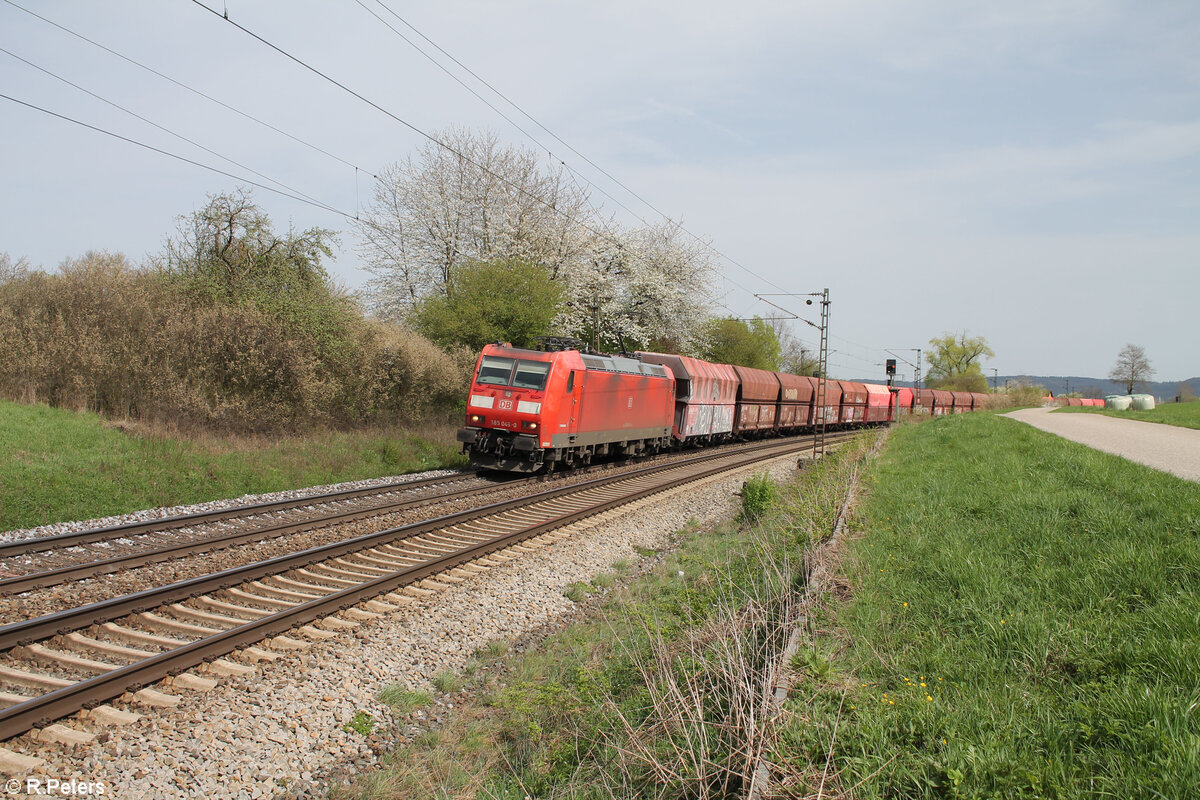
[1056,401,1200,430]
[0,399,466,531]
[331,433,880,799]
[778,412,1200,798]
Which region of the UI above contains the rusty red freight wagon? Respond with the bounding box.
[776,372,817,430]
[813,379,843,426]
[951,391,973,413]
[732,365,781,434]
[893,387,915,418]
[838,381,869,424]
[931,390,954,416]
[863,383,892,423]
[637,352,737,443]
[914,388,935,415]
[458,344,674,472]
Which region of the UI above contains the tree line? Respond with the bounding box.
[20,126,1153,430]
[0,128,803,431]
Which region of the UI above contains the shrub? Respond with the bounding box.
[740,472,776,521]
[0,251,471,431]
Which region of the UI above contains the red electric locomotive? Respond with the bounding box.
[458,340,991,472]
[457,342,674,472]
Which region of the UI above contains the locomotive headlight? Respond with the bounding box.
[523,421,538,430]
[469,414,484,424]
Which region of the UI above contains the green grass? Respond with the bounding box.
[1056,400,1200,430]
[343,710,375,736]
[0,399,466,531]
[432,671,464,694]
[780,413,1200,798]
[377,685,432,713]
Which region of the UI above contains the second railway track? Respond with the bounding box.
[0,433,851,743]
[0,471,511,596]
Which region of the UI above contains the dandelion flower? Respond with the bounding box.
[889,700,895,705]
[926,695,933,702]
[920,682,926,687]
[903,602,909,607]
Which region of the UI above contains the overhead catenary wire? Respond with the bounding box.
[1,0,377,179]
[354,0,672,236]
[0,92,356,218]
[185,0,638,253]
[0,45,341,216]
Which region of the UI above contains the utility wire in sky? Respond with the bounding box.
[355,0,760,322]
[0,45,340,215]
[2,0,377,180]
[187,0,629,247]
[0,92,355,218]
[353,0,669,238]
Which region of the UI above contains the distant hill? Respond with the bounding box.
[848,375,1200,401]
[1001,376,1200,401]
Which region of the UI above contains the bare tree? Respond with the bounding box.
[1109,343,1155,393]
[160,189,336,303]
[0,253,31,282]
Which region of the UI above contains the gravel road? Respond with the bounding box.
[1002,407,1200,482]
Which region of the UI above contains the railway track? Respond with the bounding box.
[0,436,830,597]
[0,432,852,746]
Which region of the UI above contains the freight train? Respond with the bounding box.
[456,340,989,472]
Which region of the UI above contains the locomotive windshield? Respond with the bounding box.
[476,356,515,386]
[475,356,551,391]
[513,361,550,390]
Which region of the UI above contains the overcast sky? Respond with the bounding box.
[2,0,1197,382]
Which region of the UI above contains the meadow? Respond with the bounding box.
[780,413,1200,797]
[0,400,464,532]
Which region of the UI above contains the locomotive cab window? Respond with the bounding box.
[476,356,515,386]
[566,371,575,392]
[513,360,551,391]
